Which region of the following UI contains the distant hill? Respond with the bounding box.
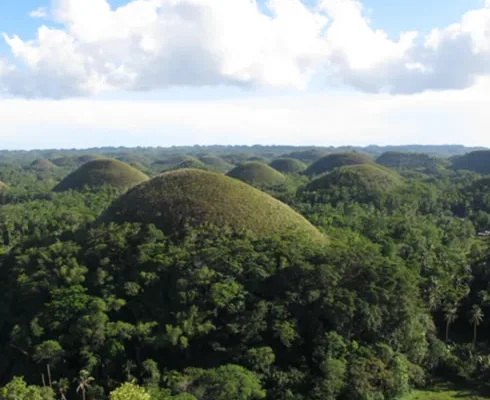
[199,155,233,171]
[54,159,149,191]
[227,162,286,187]
[30,159,57,170]
[304,164,403,204]
[304,152,373,177]
[102,169,325,242]
[451,150,490,174]
[284,149,329,163]
[376,152,448,171]
[270,158,307,174]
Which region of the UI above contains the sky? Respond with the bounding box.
[0,0,490,149]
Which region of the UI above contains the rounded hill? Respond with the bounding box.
[304,164,403,203]
[304,152,373,177]
[53,159,149,192]
[76,154,104,164]
[284,149,329,163]
[377,151,447,171]
[199,155,233,171]
[102,169,325,242]
[174,158,207,170]
[451,150,490,174]
[270,158,307,174]
[227,162,286,187]
[30,159,57,170]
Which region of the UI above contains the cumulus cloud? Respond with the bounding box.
[29,7,48,18]
[1,0,490,97]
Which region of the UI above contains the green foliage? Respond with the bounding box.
[110,383,151,400]
[227,162,286,187]
[54,159,149,191]
[0,377,54,400]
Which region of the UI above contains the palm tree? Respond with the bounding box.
[76,370,94,400]
[469,304,484,347]
[55,378,70,400]
[443,306,458,342]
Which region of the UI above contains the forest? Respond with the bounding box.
[0,144,490,400]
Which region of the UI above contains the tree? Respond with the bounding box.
[109,382,150,400]
[75,370,94,400]
[443,305,458,342]
[469,304,484,346]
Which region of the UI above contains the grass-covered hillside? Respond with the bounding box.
[304,152,373,176]
[103,168,325,241]
[54,158,149,191]
[270,158,307,174]
[227,161,286,187]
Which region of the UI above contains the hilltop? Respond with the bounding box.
[227,162,286,187]
[102,169,325,241]
[270,158,307,174]
[304,152,373,176]
[53,159,149,191]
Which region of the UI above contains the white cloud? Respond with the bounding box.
[1,0,490,97]
[29,7,48,18]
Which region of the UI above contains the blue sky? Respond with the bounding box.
[0,0,490,149]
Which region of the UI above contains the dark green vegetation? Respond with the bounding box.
[304,152,373,176]
[284,149,329,163]
[103,169,324,242]
[269,158,307,174]
[452,150,490,174]
[1,144,490,400]
[54,159,149,192]
[227,162,286,187]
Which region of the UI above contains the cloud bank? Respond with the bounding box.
[1,0,490,98]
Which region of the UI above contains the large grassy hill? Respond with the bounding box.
[270,158,307,174]
[304,152,373,176]
[227,162,286,187]
[451,150,490,174]
[102,169,325,242]
[53,159,149,192]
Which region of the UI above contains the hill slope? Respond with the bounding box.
[227,162,286,187]
[270,158,307,174]
[102,169,325,241]
[284,149,329,163]
[304,152,373,176]
[54,159,149,192]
